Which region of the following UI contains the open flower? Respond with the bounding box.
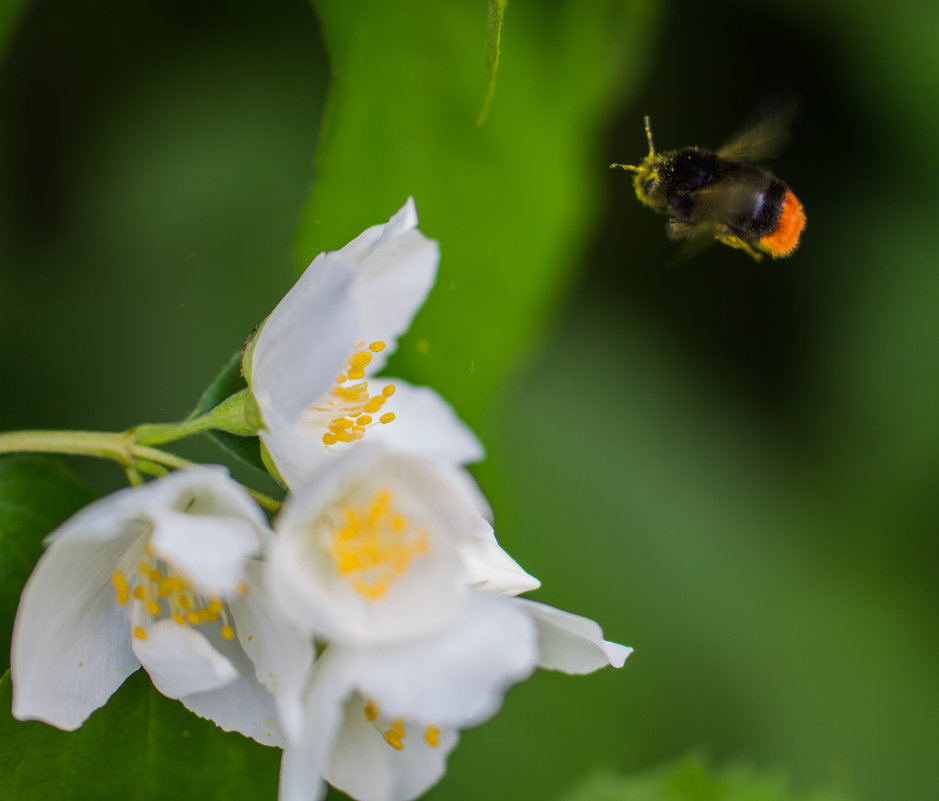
[11,468,307,746]
[264,446,629,801]
[266,447,540,801]
[247,199,482,489]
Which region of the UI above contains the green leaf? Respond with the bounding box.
[302,0,660,428]
[0,669,280,801]
[0,455,96,674]
[476,0,507,126]
[556,756,851,801]
[0,0,29,58]
[190,350,267,475]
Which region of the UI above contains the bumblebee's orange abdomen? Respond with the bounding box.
[759,189,805,257]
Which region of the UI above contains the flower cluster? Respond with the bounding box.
[11,200,630,801]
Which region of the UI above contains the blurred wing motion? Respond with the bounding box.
[717,103,796,163]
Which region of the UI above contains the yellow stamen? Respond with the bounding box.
[382,385,396,398]
[383,718,406,750]
[379,412,395,425]
[424,725,440,748]
[221,625,235,640]
[364,701,380,722]
[111,571,130,606]
[356,415,372,425]
[145,601,161,616]
[368,341,385,352]
[132,626,147,640]
[172,611,186,625]
[132,585,146,601]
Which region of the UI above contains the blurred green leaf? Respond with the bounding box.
[476,0,507,126]
[0,455,96,674]
[302,0,660,427]
[0,669,280,801]
[0,0,29,57]
[557,756,850,801]
[190,350,267,475]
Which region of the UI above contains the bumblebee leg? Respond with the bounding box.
[714,227,764,262]
[665,220,696,241]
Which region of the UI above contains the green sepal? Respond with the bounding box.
[190,351,266,475]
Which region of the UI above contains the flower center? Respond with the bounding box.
[362,700,440,750]
[327,488,429,600]
[111,543,245,642]
[309,341,397,447]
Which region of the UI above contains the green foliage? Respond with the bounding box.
[301,0,659,427]
[557,757,849,801]
[0,670,280,801]
[0,456,96,674]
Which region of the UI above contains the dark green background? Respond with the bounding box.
[1,1,936,800]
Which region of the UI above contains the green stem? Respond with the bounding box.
[0,428,282,514]
[133,389,254,446]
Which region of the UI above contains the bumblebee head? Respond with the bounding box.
[610,116,668,211]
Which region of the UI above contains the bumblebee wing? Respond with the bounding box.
[716,104,795,162]
[684,171,768,225]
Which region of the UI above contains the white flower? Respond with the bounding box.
[266,447,541,801]
[248,199,482,489]
[264,446,630,801]
[11,468,307,747]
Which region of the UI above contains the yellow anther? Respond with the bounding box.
[330,417,354,430]
[379,412,396,425]
[221,625,235,641]
[111,571,129,606]
[323,432,338,446]
[363,397,385,414]
[237,580,249,596]
[148,569,163,583]
[132,626,148,641]
[424,725,440,748]
[208,598,224,614]
[145,601,161,616]
[356,415,372,425]
[336,430,355,443]
[156,578,176,597]
[172,612,186,626]
[348,351,372,370]
[138,562,151,575]
[133,586,146,601]
[177,594,193,610]
[186,611,201,625]
[351,426,366,439]
[383,718,406,750]
[369,341,386,352]
[382,385,396,398]
[144,543,156,557]
[347,368,365,380]
[363,701,380,722]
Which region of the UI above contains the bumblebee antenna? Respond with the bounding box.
[643,115,655,156]
[609,115,655,171]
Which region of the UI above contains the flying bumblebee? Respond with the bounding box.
[611,114,805,260]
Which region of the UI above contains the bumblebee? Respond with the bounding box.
[611,115,805,260]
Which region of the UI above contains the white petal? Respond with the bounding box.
[278,650,353,801]
[340,198,439,373]
[460,521,541,595]
[361,379,483,465]
[517,599,632,673]
[326,694,459,801]
[252,249,358,428]
[337,592,538,727]
[149,511,262,596]
[133,619,238,698]
[177,622,286,747]
[11,535,141,729]
[229,560,314,740]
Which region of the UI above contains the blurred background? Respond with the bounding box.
[1,0,936,800]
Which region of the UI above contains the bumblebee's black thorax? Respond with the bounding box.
[658,149,788,237]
